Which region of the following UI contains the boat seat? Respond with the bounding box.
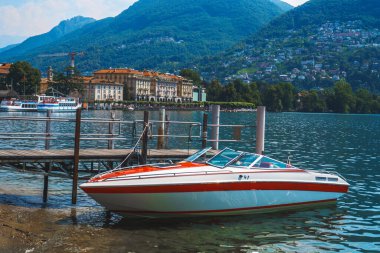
[259,162,274,168]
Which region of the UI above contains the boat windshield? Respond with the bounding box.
[230,153,260,167]
[205,148,293,169]
[253,156,291,168]
[206,148,241,168]
[184,147,212,162]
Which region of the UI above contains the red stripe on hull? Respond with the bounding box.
[81,181,348,194]
[112,199,337,215]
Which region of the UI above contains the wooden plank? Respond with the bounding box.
[0,148,204,163]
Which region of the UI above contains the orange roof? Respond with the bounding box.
[0,63,11,75]
[0,63,11,69]
[94,68,187,82]
[89,78,123,85]
[0,69,9,75]
[94,68,142,75]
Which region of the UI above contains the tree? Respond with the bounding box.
[206,80,223,101]
[7,61,41,95]
[332,80,355,113]
[180,69,202,86]
[355,88,372,113]
[50,69,84,95]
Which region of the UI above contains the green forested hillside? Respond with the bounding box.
[198,0,380,92]
[0,0,286,74]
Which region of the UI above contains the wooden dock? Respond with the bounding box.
[0,148,199,163]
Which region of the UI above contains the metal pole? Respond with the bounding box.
[157,108,165,149]
[141,111,149,164]
[211,105,220,150]
[43,110,51,203]
[72,108,81,204]
[201,112,208,149]
[108,112,115,149]
[108,112,115,169]
[256,106,266,155]
[164,112,170,149]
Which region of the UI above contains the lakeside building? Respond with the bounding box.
[93,68,194,102]
[83,77,124,102]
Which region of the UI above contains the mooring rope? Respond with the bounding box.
[113,124,150,170]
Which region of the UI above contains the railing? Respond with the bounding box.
[0,108,257,152]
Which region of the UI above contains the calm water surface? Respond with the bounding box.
[0,111,379,252]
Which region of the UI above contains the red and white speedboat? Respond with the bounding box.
[80,148,349,218]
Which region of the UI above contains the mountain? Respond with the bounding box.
[0,43,19,53]
[0,16,96,60]
[0,0,287,73]
[270,0,293,11]
[198,0,380,92]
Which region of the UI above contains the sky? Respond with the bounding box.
[0,0,309,48]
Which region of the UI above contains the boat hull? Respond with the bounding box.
[81,182,348,218]
[37,104,81,112]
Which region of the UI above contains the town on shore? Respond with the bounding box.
[0,61,379,113]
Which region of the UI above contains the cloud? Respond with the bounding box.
[0,0,136,37]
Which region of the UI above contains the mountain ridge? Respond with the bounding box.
[0,16,96,60]
[0,0,287,73]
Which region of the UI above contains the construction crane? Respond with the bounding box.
[38,52,84,75]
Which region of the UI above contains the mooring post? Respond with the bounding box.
[256,106,266,155]
[164,112,170,149]
[43,110,52,203]
[202,112,208,149]
[108,112,115,169]
[157,108,165,149]
[72,108,82,205]
[108,112,115,149]
[211,105,220,150]
[141,111,149,164]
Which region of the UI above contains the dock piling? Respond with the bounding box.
[202,113,208,149]
[157,108,165,149]
[211,105,220,150]
[72,109,82,205]
[43,110,51,203]
[256,106,266,155]
[141,111,149,164]
[108,112,115,150]
[108,112,116,168]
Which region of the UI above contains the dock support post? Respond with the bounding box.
[211,105,220,150]
[256,106,266,155]
[141,111,149,164]
[108,112,115,169]
[72,108,82,205]
[108,112,115,149]
[164,112,170,149]
[157,108,165,149]
[202,112,208,149]
[43,110,51,203]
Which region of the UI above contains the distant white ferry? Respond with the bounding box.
[1,95,82,112]
[37,96,82,112]
[0,99,38,112]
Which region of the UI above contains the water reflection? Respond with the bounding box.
[0,111,379,252]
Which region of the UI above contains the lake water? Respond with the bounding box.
[0,111,379,252]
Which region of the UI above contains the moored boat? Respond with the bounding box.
[80,147,349,218]
[0,98,38,112]
[37,96,81,112]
